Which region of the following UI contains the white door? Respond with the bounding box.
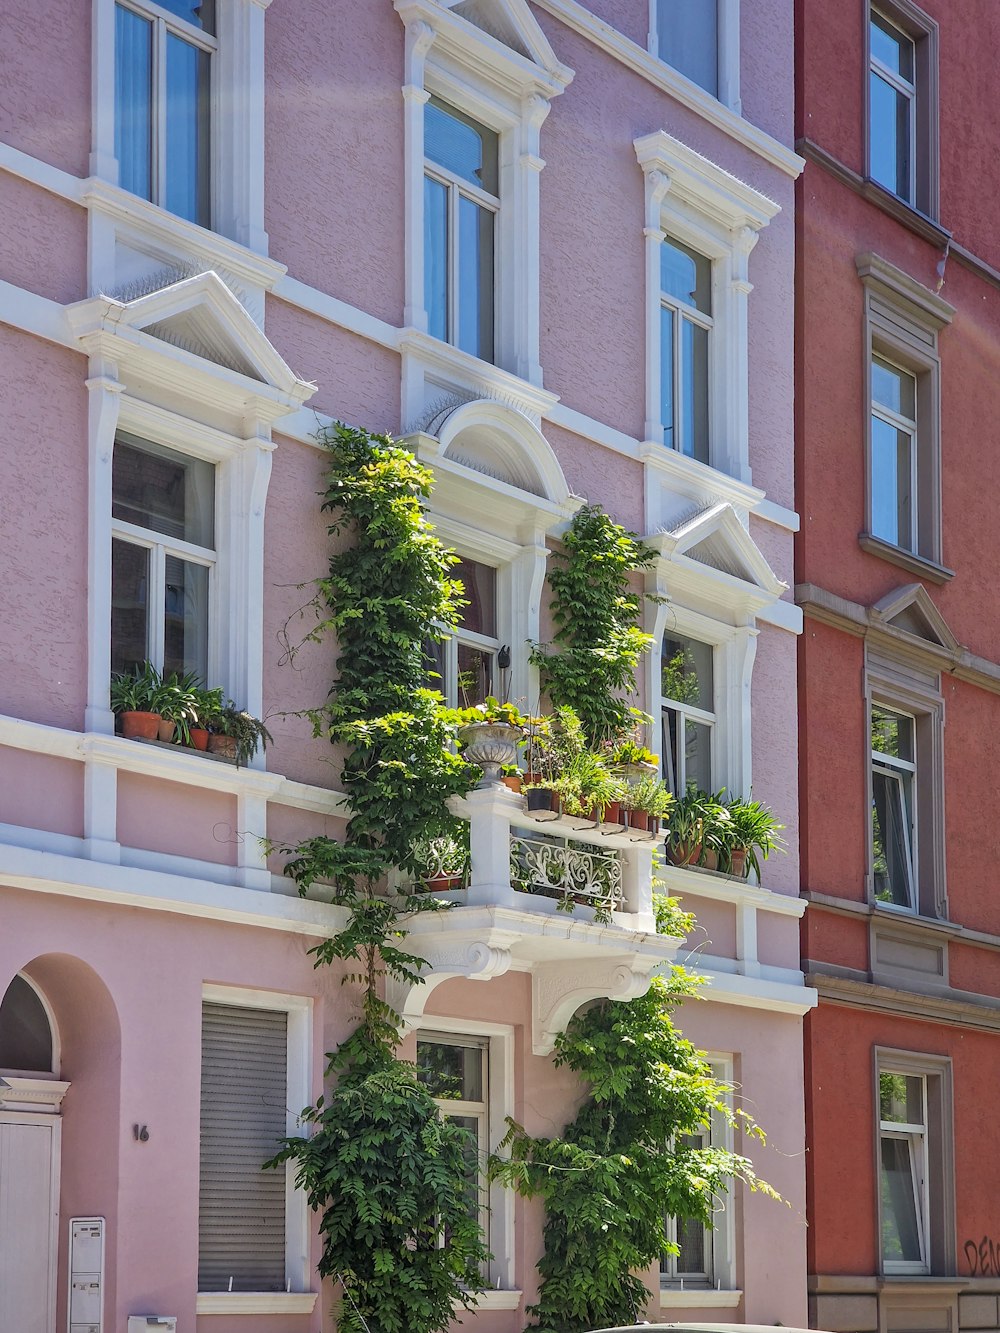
[0,1119,58,1333]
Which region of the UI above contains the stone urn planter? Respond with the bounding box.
[459,721,522,787]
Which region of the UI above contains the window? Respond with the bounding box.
[416,1035,490,1259]
[427,557,504,707]
[661,634,714,794]
[866,3,938,217]
[0,976,54,1075]
[871,704,917,911]
[199,1002,288,1292]
[660,238,712,463]
[661,1058,735,1293]
[871,357,917,551]
[198,991,311,1304]
[655,0,719,96]
[111,432,215,681]
[635,132,779,482]
[875,1051,954,1277]
[115,0,214,226]
[858,254,953,578]
[424,99,498,363]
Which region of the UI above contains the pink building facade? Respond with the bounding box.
[0,3,813,1330]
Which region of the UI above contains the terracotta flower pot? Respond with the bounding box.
[157,719,176,742]
[667,839,703,867]
[729,847,749,878]
[628,808,650,832]
[501,775,523,794]
[121,711,161,741]
[189,727,209,751]
[422,874,465,892]
[208,734,239,762]
[602,801,624,828]
[702,848,718,871]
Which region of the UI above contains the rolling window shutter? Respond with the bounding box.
[198,1003,288,1292]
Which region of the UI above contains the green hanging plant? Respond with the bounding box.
[267,424,489,1332]
[489,961,780,1333]
[530,504,660,747]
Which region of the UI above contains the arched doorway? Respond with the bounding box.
[0,972,68,1333]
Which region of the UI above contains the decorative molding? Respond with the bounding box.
[0,1078,71,1113]
[660,1288,743,1308]
[808,972,1000,1032]
[532,957,661,1054]
[536,0,804,177]
[858,533,955,585]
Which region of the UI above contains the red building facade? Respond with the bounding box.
[796,3,1000,1332]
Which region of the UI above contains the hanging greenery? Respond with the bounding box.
[489,924,780,1333]
[267,423,488,1333]
[530,504,659,746]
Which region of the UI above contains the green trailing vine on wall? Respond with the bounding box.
[530,503,659,745]
[267,423,488,1333]
[489,928,781,1333]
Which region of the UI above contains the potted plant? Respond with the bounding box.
[110,662,163,740]
[561,752,624,826]
[206,703,273,766]
[499,764,523,794]
[458,697,526,786]
[722,796,786,879]
[606,735,659,781]
[189,684,224,751]
[153,672,202,745]
[622,773,673,836]
[666,786,707,864]
[413,830,469,892]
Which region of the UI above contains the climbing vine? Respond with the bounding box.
[489,907,780,1333]
[530,504,659,745]
[267,423,488,1333]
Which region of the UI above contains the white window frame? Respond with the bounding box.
[397,0,572,390]
[660,631,717,795]
[877,1067,930,1275]
[112,0,217,224]
[661,1055,736,1293]
[415,1015,516,1293]
[92,0,271,251]
[869,8,918,205]
[432,552,506,709]
[647,0,741,112]
[660,236,714,463]
[635,132,779,485]
[111,432,217,680]
[196,984,315,1315]
[871,703,918,914]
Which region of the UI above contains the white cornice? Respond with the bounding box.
[656,862,806,919]
[634,130,782,231]
[196,1293,318,1315]
[0,1078,71,1112]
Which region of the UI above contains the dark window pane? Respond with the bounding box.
[112,538,150,675]
[457,194,494,360]
[685,718,713,792]
[880,1135,922,1262]
[662,636,713,711]
[0,976,53,1073]
[660,304,675,445]
[457,643,495,707]
[424,175,448,342]
[113,435,215,547]
[165,34,211,226]
[455,559,497,638]
[416,1040,483,1101]
[163,555,209,680]
[872,769,913,908]
[871,415,913,548]
[872,358,916,417]
[425,99,498,194]
[675,1213,708,1276]
[681,318,710,462]
[871,12,914,80]
[115,4,153,201]
[657,0,719,96]
[880,1072,923,1125]
[871,706,913,762]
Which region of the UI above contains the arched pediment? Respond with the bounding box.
[652,502,787,600]
[420,398,574,509]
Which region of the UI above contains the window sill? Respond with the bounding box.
[858,533,954,585]
[196,1292,318,1315]
[660,1287,742,1308]
[466,1290,522,1311]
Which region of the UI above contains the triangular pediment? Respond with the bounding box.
[405,0,573,89]
[871,584,959,653]
[656,503,786,596]
[451,0,533,58]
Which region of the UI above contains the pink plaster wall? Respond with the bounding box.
[264,1,404,326]
[0,0,90,176]
[750,623,800,895]
[0,176,87,305]
[0,329,88,729]
[117,774,239,866]
[678,894,738,959]
[0,749,83,838]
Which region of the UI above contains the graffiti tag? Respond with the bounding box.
[964,1237,1000,1277]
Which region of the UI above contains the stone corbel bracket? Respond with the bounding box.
[531,956,666,1055]
[388,929,521,1033]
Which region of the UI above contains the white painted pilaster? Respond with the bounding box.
[85,368,123,735]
